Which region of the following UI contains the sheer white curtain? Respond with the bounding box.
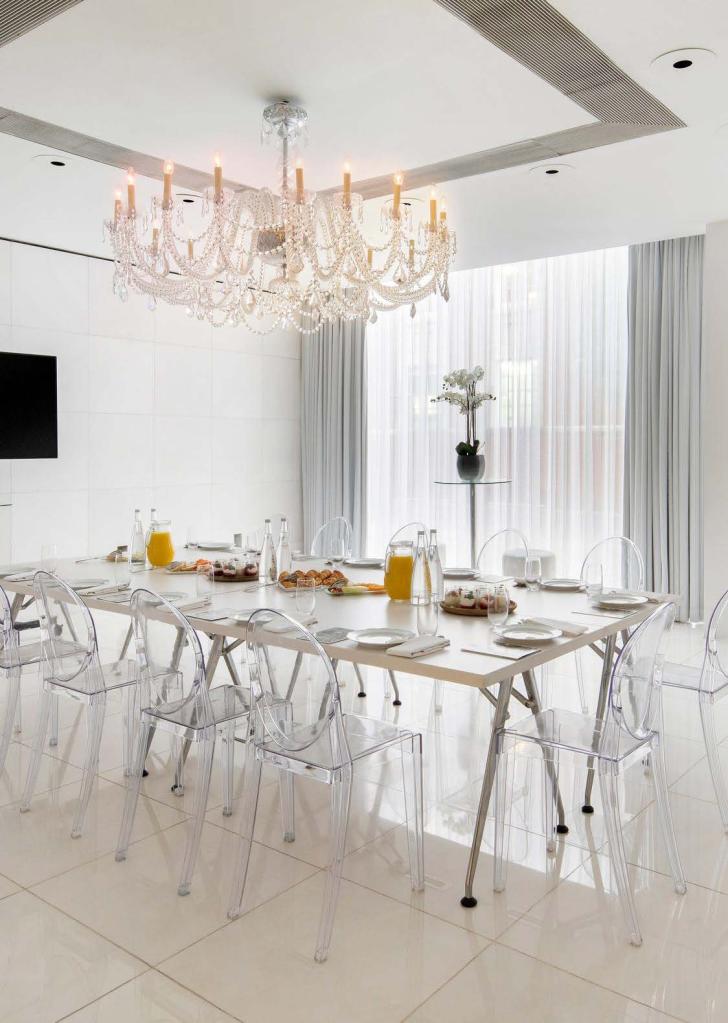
[365,247,628,573]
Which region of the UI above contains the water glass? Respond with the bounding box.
[417,599,439,637]
[584,562,604,602]
[41,543,58,572]
[330,538,346,564]
[488,583,510,628]
[524,555,541,591]
[196,562,215,598]
[296,576,317,616]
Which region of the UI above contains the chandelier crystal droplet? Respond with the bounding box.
[104,102,456,334]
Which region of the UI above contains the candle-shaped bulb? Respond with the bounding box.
[126,169,136,215]
[151,221,160,253]
[408,238,415,269]
[429,189,437,230]
[163,160,174,208]
[113,189,122,222]
[213,153,223,202]
[295,158,304,203]
[440,203,447,223]
[343,161,351,208]
[367,247,373,268]
[187,237,194,260]
[393,173,402,218]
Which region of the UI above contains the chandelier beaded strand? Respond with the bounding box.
[104,101,455,333]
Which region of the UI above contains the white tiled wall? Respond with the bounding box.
[0,240,302,561]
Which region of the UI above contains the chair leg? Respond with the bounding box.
[122,685,135,778]
[699,691,728,831]
[354,664,367,699]
[401,735,424,891]
[13,674,24,734]
[228,738,263,919]
[433,680,443,714]
[19,688,52,813]
[0,666,21,773]
[48,691,59,747]
[388,671,402,706]
[315,764,353,963]
[650,734,687,894]
[597,763,642,946]
[221,721,236,817]
[115,719,151,861]
[493,742,511,893]
[574,650,589,714]
[71,693,106,838]
[178,730,215,896]
[279,771,295,842]
[543,747,559,853]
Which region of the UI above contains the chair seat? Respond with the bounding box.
[48,657,137,698]
[258,712,416,771]
[662,660,703,691]
[143,683,249,732]
[0,637,84,671]
[501,706,647,763]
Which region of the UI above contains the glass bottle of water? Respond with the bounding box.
[129,508,146,572]
[410,530,431,605]
[428,528,444,602]
[276,516,292,576]
[259,518,278,584]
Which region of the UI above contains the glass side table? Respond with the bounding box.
[433,479,511,568]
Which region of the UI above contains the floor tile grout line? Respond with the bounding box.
[53,967,155,1023]
[398,941,495,1022]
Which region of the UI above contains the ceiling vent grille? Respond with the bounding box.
[0,0,86,49]
[435,0,684,128]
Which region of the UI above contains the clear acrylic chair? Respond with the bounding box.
[662,588,728,830]
[493,602,685,946]
[228,609,424,962]
[476,527,529,581]
[20,571,137,837]
[0,585,23,773]
[575,536,646,713]
[115,588,249,895]
[310,516,353,560]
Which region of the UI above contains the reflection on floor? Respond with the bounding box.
[0,614,723,1022]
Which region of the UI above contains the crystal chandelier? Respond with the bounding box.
[105,101,455,333]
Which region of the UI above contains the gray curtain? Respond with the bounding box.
[301,318,368,555]
[624,235,703,621]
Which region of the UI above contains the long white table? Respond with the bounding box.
[2,557,673,907]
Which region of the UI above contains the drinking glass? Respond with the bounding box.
[330,538,346,564]
[41,544,58,572]
[417,599,439,637]
[196,562,215,599]
[246,532,260,555]
[524,556,541,591]
[584,562,604,602]
[296,577,317,616]
[488,583,510,628]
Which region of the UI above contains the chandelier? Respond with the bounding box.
[104,101,455,333]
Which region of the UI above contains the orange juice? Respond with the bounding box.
[384,553,414,601]
[146,530,175,567]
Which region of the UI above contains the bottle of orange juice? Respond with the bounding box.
[384,540,415,602]
[146,518,175,567]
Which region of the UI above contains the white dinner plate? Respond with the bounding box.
[494,623,562,647]
[193,541,232,552]
[346,627,415,649]
[69,578,108,590]
[344,558,384,569]
[542,578,585,592]
[157,590,187,601]
[595,592,649,610]
[443,567,478,579]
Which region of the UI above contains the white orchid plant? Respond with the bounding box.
[431,366,495,456]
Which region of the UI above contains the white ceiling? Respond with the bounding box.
[0,0,727,269]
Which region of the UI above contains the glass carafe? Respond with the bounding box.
[146,518,175,567]
[384,539,415,602]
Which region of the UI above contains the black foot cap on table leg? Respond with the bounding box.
[142,769,149,777]
[581,804,594,814]
[393,699,402,706]
[556,823,569,834]
[357,692,367,698]
[460,895,478,908]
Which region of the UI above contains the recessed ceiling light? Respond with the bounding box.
[650,47,716,72]
[528,162,573,177]
[176,192,201,205]
[31,153,72,168]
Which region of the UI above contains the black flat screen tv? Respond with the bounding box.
[0,352,58,459]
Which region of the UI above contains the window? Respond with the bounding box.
[365,247,628,573]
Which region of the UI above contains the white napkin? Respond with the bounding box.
[264,613,318,633]
[388,636,450,658]
[462,643,539,661]
[519,616,588,638]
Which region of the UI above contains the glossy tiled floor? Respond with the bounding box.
[1,615,724,1022]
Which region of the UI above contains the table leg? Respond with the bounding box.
[582,632,617,813]
[521,669,568,835]
[469,483,477,569]
[461,675,514,907]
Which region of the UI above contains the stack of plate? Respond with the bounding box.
[442,567,478,580]
[593,592,649,611]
